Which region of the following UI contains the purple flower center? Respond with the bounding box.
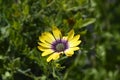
[51,39,68,52]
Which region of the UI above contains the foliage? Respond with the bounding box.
[0,0,120,80]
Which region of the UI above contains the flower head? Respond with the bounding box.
[37,27,81,62]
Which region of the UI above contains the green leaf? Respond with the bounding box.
[74,18,96,28]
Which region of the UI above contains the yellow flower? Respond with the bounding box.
[37,27,81,62]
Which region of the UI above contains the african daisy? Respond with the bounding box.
[37,27,81,62]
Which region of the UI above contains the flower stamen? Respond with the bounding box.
[56,43,65,52]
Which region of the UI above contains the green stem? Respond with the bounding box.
[52,62,61,80]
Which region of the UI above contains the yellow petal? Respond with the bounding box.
[47,53,60,62]
[52,27,62,39]
[53,53,60,60]
[39,35,45,43]
[39,32,50,43]
[41,49,54,56]
[38,42,51,48]
[44,32,55,43]
[64,47,79,56]
[39,32,55,44]
[69,40,81,47]
[68,29,74,41]
[37,46,49,51]
[70,47,80,51]
[65,49,74,56]
[69,35,80,43]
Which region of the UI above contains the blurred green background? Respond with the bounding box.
[0,0,120,80]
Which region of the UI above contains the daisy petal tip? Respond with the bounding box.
[66,54,74,57]
[53,54,60,60]
[47,58,52,62]
[38,42,40,45]
[78,34,80,37]
[52,26,62,39]
[69,29,74,35]
[41,54,45,56]
[79,40,82,44]
[52,26,58,29]
[37,46,40,50]
[69,29,74,33]
[76,35,80,39]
